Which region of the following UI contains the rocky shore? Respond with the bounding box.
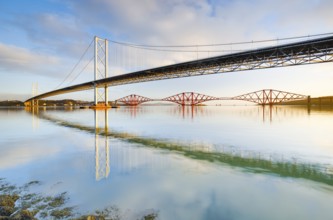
[0,178,157,220]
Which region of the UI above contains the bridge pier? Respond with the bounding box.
[26,99,39,107]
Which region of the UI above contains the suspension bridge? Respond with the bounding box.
[25,34,333,107]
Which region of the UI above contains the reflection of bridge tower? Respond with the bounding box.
[169,105,205,119]
[28,82,40,129]
[112,143,171,174]
[95,109,110,181]
[181,105,195,119]
[261,105,273,123]
[94,36,109,107]
[31,105,39,131]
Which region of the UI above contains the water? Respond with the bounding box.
[1,105,333,219]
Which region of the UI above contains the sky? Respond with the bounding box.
[1,0,333,101]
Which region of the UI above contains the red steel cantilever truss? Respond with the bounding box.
[115,90,308,106]
[231,89,308,105]
[116,94,152,106]
[162,92,220,106]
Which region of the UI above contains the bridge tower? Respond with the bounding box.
[93,36,109,107]
[31,82,39,107]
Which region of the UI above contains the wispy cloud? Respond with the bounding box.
[1,0,333,100]
[0,43,61,76]
[70,0,333,43]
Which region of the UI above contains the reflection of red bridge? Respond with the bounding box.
[115,89,309,106]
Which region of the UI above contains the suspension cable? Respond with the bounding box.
[54,39,94,90]
[116,44,243,53]
[107,32,333,48]
[67,56,94,85]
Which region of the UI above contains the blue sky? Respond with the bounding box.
[1,0,333,101]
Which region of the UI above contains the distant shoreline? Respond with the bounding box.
[1,95,333,107]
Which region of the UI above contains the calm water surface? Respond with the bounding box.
[1,105,333,219]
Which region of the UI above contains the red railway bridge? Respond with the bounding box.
[115,89,308,106]
[116,94,153,106]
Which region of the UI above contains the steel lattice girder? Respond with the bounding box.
[116,94,152,106]
[162,92,219,105]
[231,89,308,104]
[26,35,333,102]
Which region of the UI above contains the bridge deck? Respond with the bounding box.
[26,35,333,102]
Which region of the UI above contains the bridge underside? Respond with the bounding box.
[25,35,333,103]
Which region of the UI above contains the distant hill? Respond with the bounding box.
[0,100,24,106]
[36,99,92,106]
[0,99,92,107]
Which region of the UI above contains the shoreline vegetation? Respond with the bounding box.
[0,100,92,107]
[279,96,333,106]
[0,179,158,220]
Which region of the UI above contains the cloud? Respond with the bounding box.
[1,0,333,100]
[4,0,333,75]
[8,13,90,56]
[70,0,333,73]
[0,41,94,85]
[76,0,224,44]
[69,0,333,44]
[14,14,81,41]
[0,43,62,76]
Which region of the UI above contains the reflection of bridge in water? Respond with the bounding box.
[94,110,110,180]
[27,108,333,185]
[116,104,314,122]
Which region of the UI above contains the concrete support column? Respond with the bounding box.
[31,99,39,107]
